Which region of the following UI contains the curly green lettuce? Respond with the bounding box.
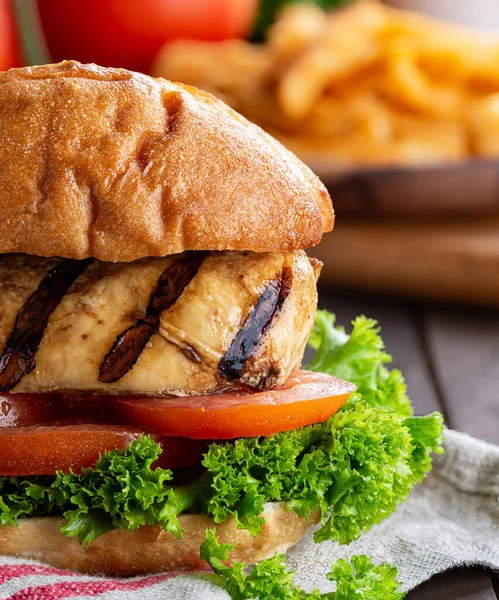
[200,529,406,599]
[0,437,185,545]
[0,310,444,547]
[203,401,442,544]
[307,311,412,417]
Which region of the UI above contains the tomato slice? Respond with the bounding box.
[0,371,355,475]
[0,425,207,476]
[108,371,356,440]
[0,393,112,427]
[0,394,207,475]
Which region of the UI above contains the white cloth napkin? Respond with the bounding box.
[0,429,498,599]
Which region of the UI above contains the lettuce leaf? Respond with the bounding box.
[200,529,406,599]
[0,476,61,526]
[307,311,412,417]
[404,414,446,483]
[203,400,443,544]
[0,437,184,545]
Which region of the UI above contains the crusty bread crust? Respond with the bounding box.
[0,61,333,262]
[0,504,319,576]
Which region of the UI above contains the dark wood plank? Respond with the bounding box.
[422,304,499,445]
[491,572,499,597]
[406,568,498,600]
[317,288,441,415]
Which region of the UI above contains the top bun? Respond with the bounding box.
[0,61,333,262]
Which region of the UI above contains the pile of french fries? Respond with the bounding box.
[152,0,499,169]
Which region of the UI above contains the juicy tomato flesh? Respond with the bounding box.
[108,370,356,440]
[0,370,355,475]
[0,393,108,427]
[0,394,207,476]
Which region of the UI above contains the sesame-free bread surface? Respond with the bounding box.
[0,504,319,576]
[0,61,334,262]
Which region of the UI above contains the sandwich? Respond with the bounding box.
[0,61,443,576]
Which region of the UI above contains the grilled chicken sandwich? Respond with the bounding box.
[0,61,443,576]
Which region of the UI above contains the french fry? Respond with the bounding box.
[380,50,466,117]
[277,0,389,119]
[468,93,499,156]
[152,0,499,168]
[267,3,328,60]
[151,40,272,110]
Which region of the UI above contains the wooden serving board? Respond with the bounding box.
[316,159,499,218]
[312,218,499,307]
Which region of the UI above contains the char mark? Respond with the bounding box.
[0,258,92,392]
[99,255,204,384]
[218,266,293,382]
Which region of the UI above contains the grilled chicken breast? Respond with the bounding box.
[0,251,320,396]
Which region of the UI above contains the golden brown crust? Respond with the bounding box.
[0,504,319,576]
[0,61,334,262]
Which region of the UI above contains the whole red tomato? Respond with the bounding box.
[0,0,21,71]
[37,0,258,74]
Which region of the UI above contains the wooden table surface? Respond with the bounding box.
[319,285,499,599]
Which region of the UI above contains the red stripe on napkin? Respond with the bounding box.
[0,564,84,584]
[7,571,186,599]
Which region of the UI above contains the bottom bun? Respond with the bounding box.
[0,504,319,576]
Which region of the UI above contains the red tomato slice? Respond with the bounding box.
[0,394,207,475]
[0,393,110,427]
[108,371,356,440]
[0,425,207,476]
[37,0,258,73]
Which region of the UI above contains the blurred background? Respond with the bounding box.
[3,0,499,308]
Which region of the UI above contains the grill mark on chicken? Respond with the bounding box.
[0,258,92,391]
[99,255,205,383]
[218,265,293,382]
